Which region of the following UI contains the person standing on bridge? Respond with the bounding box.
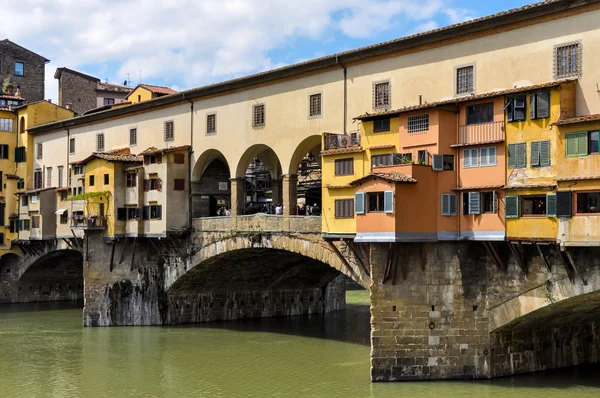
[275,204,283,215]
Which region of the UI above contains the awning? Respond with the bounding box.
[55,209,67,215]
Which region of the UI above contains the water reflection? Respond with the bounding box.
[0,292,599,398]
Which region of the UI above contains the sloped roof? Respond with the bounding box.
[139,145,191,155]
[1,39,49,62]
[350,172,417,186]
[552,114,600,126]
[354,80,576,121]
[54,67,99,82]
[72,152,142,165]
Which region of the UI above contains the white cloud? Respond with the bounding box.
[0,0,474,102]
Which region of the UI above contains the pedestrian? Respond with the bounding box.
[225,208,231,216]
[275,204,283,215]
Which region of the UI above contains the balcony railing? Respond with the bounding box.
[71,215,107,229]
[323,132,361,150]
[458,121,504,146]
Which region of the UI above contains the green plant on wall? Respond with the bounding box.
[67,191,112,216]
[2,75,14,94]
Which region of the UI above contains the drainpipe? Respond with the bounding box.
[185,94,194,229]
[336,56,347,134]
[456,112,460,239]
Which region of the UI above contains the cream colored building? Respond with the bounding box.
[26,0,600,237]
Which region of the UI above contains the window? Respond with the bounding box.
[417,150,428,165]
[355,192,365,214]
[60,210,68,225]
[103,98,115,106]
[0,118,13,132]
[309,94,322,117]
[144,154,162,164]
[36,143,42,159]
[335,158,354,175]
[14,61,24,76]
[21,195,28,207]
[393,153,412,164]
[96,133,104,152]
[441,194,458,216]
[252,104,265,127]
[69,138,75,154]
[60,191,68,201]
[334,199,354,218]
[530,92,550,119]
[463,148,479,168]
[456,65,474,94]
[432,154,454,171]
[89,175,95,186]
[554,41,581,79]
[0,144,9,159]
[531,140,551,167]
[577,192,600,214]
[73,165,85,175]
[522,195,547,216]
[407,114,429,133]
[480,147,497,167]
[163,120,174,141]
[507,143,527,168]
[129,128,137,145]
[126,172,137,187]
[565,131,598,157]
[127,208,140,220]
[142,205,162,220]
[15,146,26,162]
[104,174,109,185]
[373,118,390,133]
[17,179,24,190]
[506,96,526,122]
[373,80,390,109]
[31,215,40,229]
[174,178,185,191]
[482,192,496,214]
[466,102,493,125]
[145,176,161,191]
[367,192,385,212]
[371,154,392,168]
[174,153,185,164]
[207,114,216,134]
[58,166,63,188]
[34,170,42,189]
[23,219,31,231]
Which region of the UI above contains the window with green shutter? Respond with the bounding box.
[384,190,394,213]
[546,194,557,217]
[507,144,517,168]
[530,92,550,120]
[505,196,519,218]
[556,191,573,217]
[531,141,540,167]
[516,142,526,169]
[540,140,550,166]
[354,192,365,215]
[441,194,457,216]
[468,192,481,215]
[565,132,589,157]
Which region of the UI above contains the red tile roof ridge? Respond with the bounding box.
[552,114,600,126]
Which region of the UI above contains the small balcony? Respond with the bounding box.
[71,215,107,230]
[323,132,361,150]
[456,121,505,146]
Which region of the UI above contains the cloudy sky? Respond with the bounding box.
[2,0,531,101]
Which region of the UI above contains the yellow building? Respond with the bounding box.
[70,151,142,238]
[552,114,600,246]
[126,84,177,104]
[0,96,21,249]
[504,81,576,243]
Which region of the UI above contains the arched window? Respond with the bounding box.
[19,116,25,134]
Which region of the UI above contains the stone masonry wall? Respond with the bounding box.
[58,71,98,115]
[0,41,46,102]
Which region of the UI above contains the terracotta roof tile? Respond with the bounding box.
[452,184,504,191]
[72,152,142,165]
[321,147,365,156]
[369,144,396,150]
[552,114,600,126]
[139,84,177,95]
[5,174,20,180]
[326,184,352,189]
[557,175,600,182]
[139,145,191,155]
[504,183,556,190]
[354,80,576,120]
[350,172,417,186]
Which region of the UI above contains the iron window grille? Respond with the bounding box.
[36,143,42,159]
[252,104,265,127]
[372,80,390,110]
[407,114,429,133]
[130,128,137,145]
[309,94,322,117]
[456,66,474,95]
[554,41,582,79]
[207,114,216,134]
[69,138,75,154]
[164,121,174,141]
[96,133,105,152]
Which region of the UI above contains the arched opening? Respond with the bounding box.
[166,248,346,325]
[19,116,25,134]
[19,249,84,302]
[235,145,282,215]
[288,135,322,216]
[192,149,232,218]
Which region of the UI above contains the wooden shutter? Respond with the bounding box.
[488,147,497,166]
[492,191,498,213]
[516,143,526,169]
[156,205,162,220]
[355,192,365,214]
[530,94,536,120]
[530,141,540,167]
[537,92,550,118]
[441,194,449,216]
[432,154,443,171]
[546,194,557,217]
[540,140,550,167]
[142,206,150,220]
[462,149,470,168]
[506,98,513,122]
[470,149,478,167]
[508,144,516,168]
[468,192,481,215]
[144,179,149,192]
[117,208,126,221]
[17,220,22,231]
[384,190,394,213]
[556,191,572,217]
[144,155,149,165]
[157,179,162,192]
[449,194,457,216]
[0,203,5,225]
[577,132,588,156]
[505,196,519,218]
[480,148,488,166]
[565,133,578,157]
[157,154,162,164]
[462,192,469,215]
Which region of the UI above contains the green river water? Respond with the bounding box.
[1,290,599,398]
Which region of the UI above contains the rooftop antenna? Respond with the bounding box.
[139,70,142,85]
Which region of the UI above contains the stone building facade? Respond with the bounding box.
[0,39,48,102]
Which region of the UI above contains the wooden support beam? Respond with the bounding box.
[401,244,410,281]
[560,249,586,285]
[119,237,129,265]
[383,243,394,284]
[534,242,551,272]
[148,238,169,263]
[346,241,370,278]
[70,230,83,253]
[61,238,73,249]
[509,242,527,274]
[130,238,137,271]
[109,241,116,272]
[86,233,89,262]
[327,240,360,283]
[483,241,505,271]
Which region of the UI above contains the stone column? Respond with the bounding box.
[271,178,283,208]
[282,174,298,215]
[229,177,246,216]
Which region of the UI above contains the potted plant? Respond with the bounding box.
[3,76,14,95]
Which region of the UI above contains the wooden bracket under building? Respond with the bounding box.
[130,238,137,271]
[534,242,552,272]
[559,248,587,285]
[327,240,361,283]
[346,241,370,278]
[119,237,129,265]
[508,241,527,274]
[482,241,505,271]
[109,241,116,272]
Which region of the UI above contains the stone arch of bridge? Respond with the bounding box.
[0,253,21,274]
[489,266,600,332]
[19,249,83,283]
[192,149,232,218]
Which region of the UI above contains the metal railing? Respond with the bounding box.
[323,132,361,150]
[458,121,504,145]
[71,215,107,229]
